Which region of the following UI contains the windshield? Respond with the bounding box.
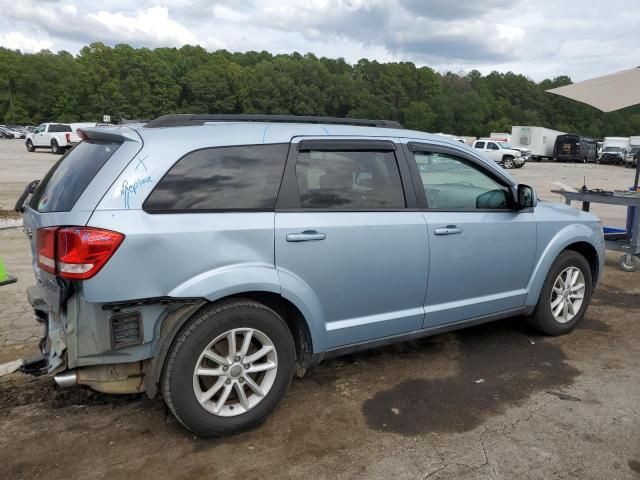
[630,147,640,154]
[497,142,511,148]
[603,147,624,153]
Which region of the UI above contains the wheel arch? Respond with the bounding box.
[525,226,603,307]
[145,290,318,398]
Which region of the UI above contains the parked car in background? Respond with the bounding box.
[16,114,605,436]
[625,136,640,167]
[553,134,597,163]
[511,126,565,161]
[0,125,24,139]
[25,123,82,154]
[5,125,27,138]
[599,137,629,165]
[472,138,524,168]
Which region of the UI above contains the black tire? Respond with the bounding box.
[162,299,296,436]
[503,156,515,169]
[25,140,35,152]
[527,250,593,336]
[51,140,61,154]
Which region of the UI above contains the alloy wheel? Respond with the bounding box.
[192,328,278,417]
[550,266,585,323]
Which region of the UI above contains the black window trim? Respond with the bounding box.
[403,141,518,212]
[276,138,416,212]
[142,142,290,214]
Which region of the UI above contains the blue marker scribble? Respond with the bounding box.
[121,176,152,209]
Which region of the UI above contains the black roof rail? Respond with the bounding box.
[144,114,403,129]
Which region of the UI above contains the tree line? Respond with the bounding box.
[1,42,638,138]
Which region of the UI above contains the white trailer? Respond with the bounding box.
[510,126,565,160]
[490,132,511,143]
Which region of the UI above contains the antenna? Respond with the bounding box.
[102,93,125,124]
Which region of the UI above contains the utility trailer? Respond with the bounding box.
[511,126,565,161]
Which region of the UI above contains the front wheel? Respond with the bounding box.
[162,299,296,436]
[527,250,593,335]
[503,156,515,169]
[26,140,35,152]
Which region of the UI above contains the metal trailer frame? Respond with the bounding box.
[551,189,640,271]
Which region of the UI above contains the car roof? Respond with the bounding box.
[130,121,464,149]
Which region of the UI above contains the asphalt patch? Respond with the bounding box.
[592,285,640,310]
[362,318,580,435]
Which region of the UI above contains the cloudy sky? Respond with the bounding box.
[0,0,638,81]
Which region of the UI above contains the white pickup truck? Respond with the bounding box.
[472,139,524,169]
[25,122,94,154]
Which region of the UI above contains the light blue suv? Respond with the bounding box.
[19,114,605,436]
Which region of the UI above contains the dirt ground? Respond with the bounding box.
[0,139,639,479]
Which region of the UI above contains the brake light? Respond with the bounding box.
[66,133,71,143]
[36,227,124,279]
[57,227,124,279]
[37,228,57,274]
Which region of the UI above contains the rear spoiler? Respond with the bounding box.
[77,126,141,143]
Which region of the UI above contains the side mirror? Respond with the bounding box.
[517,184,537,209]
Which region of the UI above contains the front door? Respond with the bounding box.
[406,145,537,327]
[484,141,501,163]
[275,139,428,350]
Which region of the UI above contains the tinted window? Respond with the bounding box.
[144,144,288,212]
[473,141,485,149]
[30,141,122,212]
[295,150,405,209]
[49,124,72,133]
[487,142,499,150]
[412,152,513,210]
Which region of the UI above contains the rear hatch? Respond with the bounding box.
[22,127,143,312]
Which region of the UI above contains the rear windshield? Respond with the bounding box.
[30,140,121,212]
[49,124,72,133]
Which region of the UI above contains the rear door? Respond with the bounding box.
[404,142,537,327]
[275,138,428,351]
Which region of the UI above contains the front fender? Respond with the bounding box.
[525,223,602,307]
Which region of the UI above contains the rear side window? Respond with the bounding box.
[295,150,405,209]
[30,140,122,212]
[49,124,72,133]
[144,144,288,212]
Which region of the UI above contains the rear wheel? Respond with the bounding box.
[162,299,296,436]
[26,140,35,152]
[527,251,593,335]
[51,140,62,154]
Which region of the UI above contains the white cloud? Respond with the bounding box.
[0,31,52,52]
[86,6,198,46]
[0,0,638,81]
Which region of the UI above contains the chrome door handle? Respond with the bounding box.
[434,225,463,235]
[286,230,326,242]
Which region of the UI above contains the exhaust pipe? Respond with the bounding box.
[54,370,77,388]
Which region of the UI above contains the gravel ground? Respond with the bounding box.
[0,140,639,480]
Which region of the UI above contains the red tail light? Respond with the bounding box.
[37,227,57,274]
[36,227,124,280]
[66,133,71,143]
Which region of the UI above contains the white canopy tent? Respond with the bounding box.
[546,67,640,187]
